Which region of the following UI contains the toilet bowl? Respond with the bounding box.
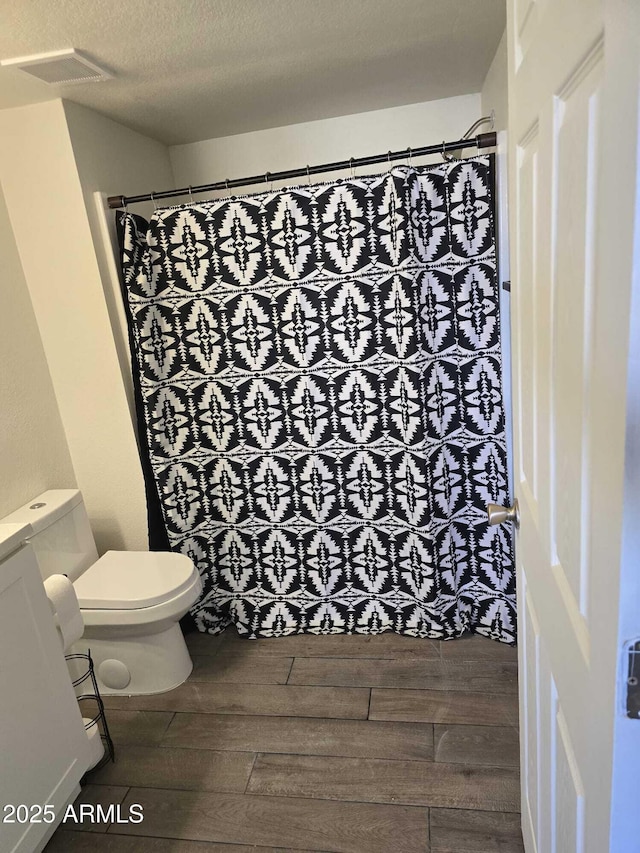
[1,490,202,696]
[73,550,202,694]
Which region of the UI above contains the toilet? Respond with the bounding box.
[1,489,202,696]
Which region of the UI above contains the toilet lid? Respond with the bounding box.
[74,550,197,610]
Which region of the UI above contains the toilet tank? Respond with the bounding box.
[1,490,99,582]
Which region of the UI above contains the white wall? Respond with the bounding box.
[0,181,76,517]
[170,94,481,189]
[63,100,175,422]
[0,100,175,552]
[481,30,508,131]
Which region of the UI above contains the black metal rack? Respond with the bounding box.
[66,651,115,772]
[106,130,497,209]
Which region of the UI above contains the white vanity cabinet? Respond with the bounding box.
[0,524,92,853]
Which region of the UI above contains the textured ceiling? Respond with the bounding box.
[0,0,505,145]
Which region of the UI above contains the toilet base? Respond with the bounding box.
[72,622,193,695]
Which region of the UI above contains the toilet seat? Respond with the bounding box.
[77,578,202,629]
[74,550,198,610]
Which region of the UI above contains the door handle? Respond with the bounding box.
[487,499,520,529]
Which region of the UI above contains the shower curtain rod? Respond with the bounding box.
[106,131,497,210]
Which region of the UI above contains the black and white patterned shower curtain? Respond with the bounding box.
[118,154,515,642]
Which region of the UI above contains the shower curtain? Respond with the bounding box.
[117,154,515,642]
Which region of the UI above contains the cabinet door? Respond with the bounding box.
[0,541,91,852]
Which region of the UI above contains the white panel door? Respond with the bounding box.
[507,0,640,851]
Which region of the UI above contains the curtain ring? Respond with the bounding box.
[387,150,392,168]
[306,165,311,187]
[442,141,453,162]
[265,171,272,192]
[406,146,413,168]
[188,186,194,204]
[349,157,355,180]
[151,191,158,211]
[225,178,230,193]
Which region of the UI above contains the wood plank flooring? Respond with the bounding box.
[44,630,523,853]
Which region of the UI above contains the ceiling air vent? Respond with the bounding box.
[0,49,112,85]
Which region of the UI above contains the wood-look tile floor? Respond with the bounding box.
[45,631,523,853]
